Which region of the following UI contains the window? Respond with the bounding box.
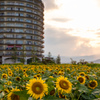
[16,35,23,38]
[16,40,23,44]
[16,23,23,27]
[20,3,24,6]
[20,8,24,11]
[34,26,38,29]
[0,8,4,10]
[0,29,4,32]
[7,7,11,10]
[26,4,32,7]
[6,34,14,38]
[26,25,32,28]
[5,40,14,44]
[26,46,32,50]
[7,2,14,5]
[15,29,24,33]
[6,29,14,32]
[0,18,4,21]
[0,13,4,16]
[33,21,38,24]
[26,14,32,17]
[26,30,33,33]
[0,35,4,38]
[0,40,3,43]
[0,23,5,27]
[7,12,15,16]
[7,23,15,26]
[0,2,4,5]
[16,18,24,22]
[12,18,15,21]
[26,35,32,39]
[26,9,32,12]
[20,13,24,16]
[26,19,32,23]
[0,46,3,50]
[26,41,32,44]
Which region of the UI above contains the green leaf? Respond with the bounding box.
[78,84,89,93]
[14,90,30,100]
[0,85,3,91]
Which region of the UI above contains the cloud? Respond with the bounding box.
[42,0,58,10]
[44,25,96,57]
[51,18,72,22]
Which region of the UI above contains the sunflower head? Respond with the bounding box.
[88,80,98,89]
[56,76,72,94]
[58,91,66,99]
[50,89,55,95]
[26,78,48,99]
[8,71,13,77]
[77,75,86,84]
[15,76,21,81]
[2,73,8,79]
[79,72,86,76]
[7,88,20,100]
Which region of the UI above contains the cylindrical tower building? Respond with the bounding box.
[0,0,44,64]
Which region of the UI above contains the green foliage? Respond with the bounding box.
[56,55,61,64]
[86,63,100,67]
[29,62,44,65]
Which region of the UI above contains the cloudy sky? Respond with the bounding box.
[42,0,100,58]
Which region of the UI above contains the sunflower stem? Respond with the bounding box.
[70,93,74,100]
[78,91,83,100]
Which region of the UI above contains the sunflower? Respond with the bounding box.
[49,76,54,78]
[26,78,48,99]
[4,88,9,93]
[56,76,72,94]
[5,81,12,85]
[58,91,66,99]
[88,80,98,89]
[50,89,55,95]
[85,74,89,80]
[15,76,21,81]
[79,72,86,76]
[23,72,28,77]
[36,74,41,77]
[8,71,13,77]
[77,75,86,84]
[33,75,37,78]
[2,73,8,79]
[7,88,20,100]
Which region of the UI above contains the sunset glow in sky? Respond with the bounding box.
[42,0,100,57]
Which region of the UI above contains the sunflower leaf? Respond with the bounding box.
[14,90,30,100]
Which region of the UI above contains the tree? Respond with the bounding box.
[48,52,52,59]
[20,45,26,64]
[56,55,61,64]
[70,58,76,64]
[31,45,38,63]
[11,45,18,63]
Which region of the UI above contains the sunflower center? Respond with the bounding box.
[3,75,7,78]
[50,89,55,95]
[90,82,96,87]
[11,93,20,100]
[59,80,69,89]
[32,82,43,94]
[16,77,20,81]
[78,77,83,83]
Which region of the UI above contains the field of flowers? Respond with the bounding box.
[0,64,100,100]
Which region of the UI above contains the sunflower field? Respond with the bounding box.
[0,64,100,100]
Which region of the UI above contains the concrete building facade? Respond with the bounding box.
[0,0,44,64]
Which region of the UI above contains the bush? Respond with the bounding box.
[29,62,44,65]
[2,63,23,65]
